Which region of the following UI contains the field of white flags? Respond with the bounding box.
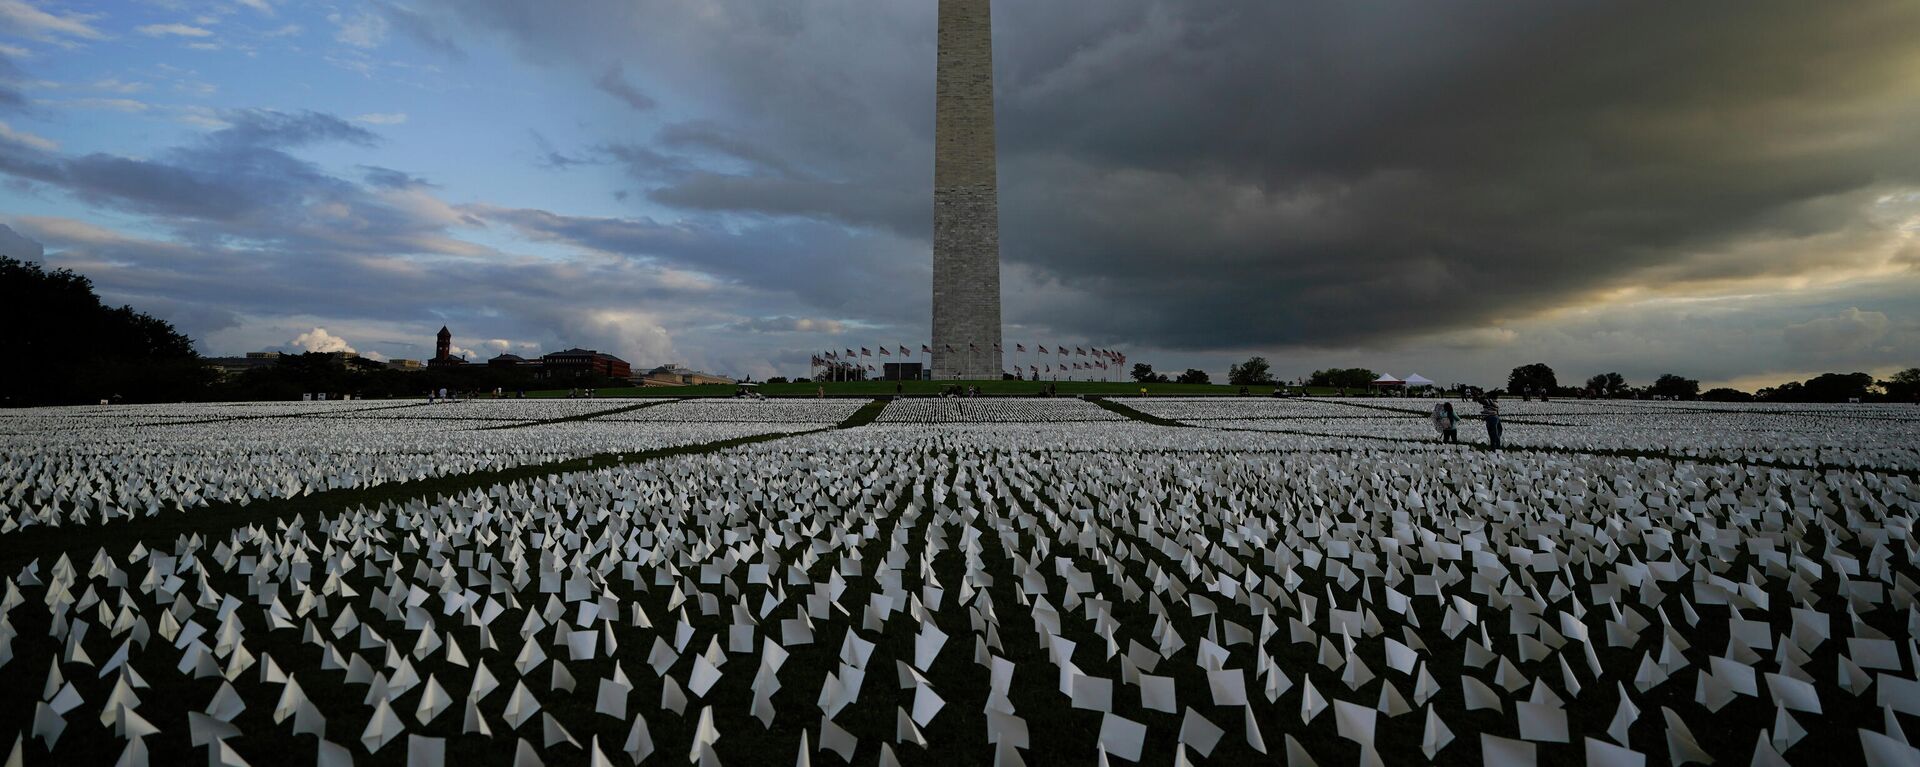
[2,395,1919,765]
[0,399,848,532]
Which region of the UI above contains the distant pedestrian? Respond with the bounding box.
[1431,402,1459,444]
[817,385,825,399]
[1477,394,1503,449]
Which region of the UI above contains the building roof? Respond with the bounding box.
[546,348,627,363]
[489,353,527,362]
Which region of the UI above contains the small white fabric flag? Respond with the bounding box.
[1098,713,1147,763]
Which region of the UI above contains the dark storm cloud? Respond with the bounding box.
[429,0,1920,355]
[983,2,1920,350]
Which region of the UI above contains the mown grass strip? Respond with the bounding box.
[1088,396,1189,427]
[1090,395,1919,479]
[51,399,441,431]
[838,398,887,428]
[478,399,675,430]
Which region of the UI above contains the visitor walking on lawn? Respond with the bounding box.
[1476,393,1503,449]
[1431,402,1460,444]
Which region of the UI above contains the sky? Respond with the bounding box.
[0,0,1916,388]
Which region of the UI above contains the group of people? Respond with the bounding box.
[1429,393,1503,449]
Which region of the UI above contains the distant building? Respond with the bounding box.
[386,358,425,372]
[429,326,467,367]
[883,362,926,381]
[487,353,535,370]
[541,348,631,380]
[207,349,385,378]
[640,364,733,387]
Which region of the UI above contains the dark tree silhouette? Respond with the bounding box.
[1176,368,1211,385]
[1649,373,1701,400]
[1228,357,1275,386]
[1585,372,1628,397]
[1508,363,1557,394]
[1307,368,1376,389]
[0,256,211,405]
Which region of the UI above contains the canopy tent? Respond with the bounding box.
[1370,374,1404,387]
[1403,374,1435,388]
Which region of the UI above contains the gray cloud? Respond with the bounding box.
[0,52,22,111]
[0,222,42,261]
[730,316,847,334]
[0,109,376,223]
[657,122,798,177]
[1784,308,1892,357]
[648,172,923,235]
[375,1,466,60]
[469,204,930,324]
[594,62,656,112]
[360,165,431,189]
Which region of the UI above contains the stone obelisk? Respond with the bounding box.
[930,0,1003,380]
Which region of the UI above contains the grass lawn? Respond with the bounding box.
[524,380,1365,398]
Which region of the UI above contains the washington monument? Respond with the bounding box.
[930,0,1003,380]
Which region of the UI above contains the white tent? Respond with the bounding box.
[1371,374,1403,385]
[1403,373,1435,388]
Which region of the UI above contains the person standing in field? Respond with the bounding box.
[1430,402,1459,444]
[1476,393,1503,449]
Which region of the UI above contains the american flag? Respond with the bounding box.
[899,346,910,356]
[879,347,890,356]
[861,347,871,357]
[1016,343,1026,352]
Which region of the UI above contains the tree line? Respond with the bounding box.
[0,257,630,406]
[1131,350,1919,403]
